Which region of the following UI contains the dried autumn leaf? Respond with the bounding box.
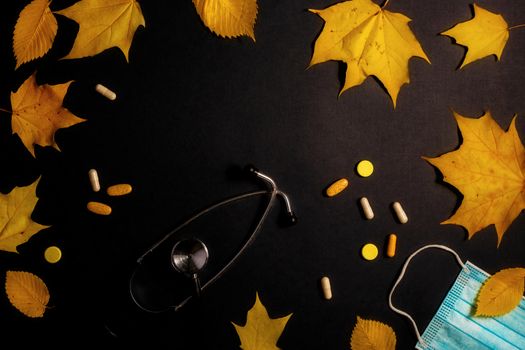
[232,293,292,350]
[475,268,525,317]
[309,0,430,107]
[56,0,145,61]
[423,112,525,246]
[350,316,396,350]
[5,271,50,317]
[10,73,85,157]
[13,0,58,68]
[192,0,258,40]
[0,178,49,253]
[442,4,509,69]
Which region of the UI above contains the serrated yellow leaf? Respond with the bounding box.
[10,73,85,157]
[309,0,430,107]
[0,178,49,253]
[232,293,292,350]
[423,112,525,246]
[442,4,509,69]
[192,0,258,40]
[350,316,396,350]
[13,0,58,69]
[475,268,525,317]
[5,271,50,317]
[56,0,145,61]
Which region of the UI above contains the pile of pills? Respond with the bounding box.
[320,159,409,299]
[87,168,133,215]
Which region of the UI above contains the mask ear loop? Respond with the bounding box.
[388,244,466,347]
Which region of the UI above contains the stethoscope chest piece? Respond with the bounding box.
[171,238,209,296]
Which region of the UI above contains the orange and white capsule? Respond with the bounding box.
[88,169,100,192]
[95,84,117,101]
[360,197,374,220]
[392,202,408,224]
[320,276,332,300]
[387,234,397,258]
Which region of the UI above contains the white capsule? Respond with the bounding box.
[88,169,100,192]
[392,201,408,224]
[320,276,332,300]
[95,84,117,101]
[360,197,374,220]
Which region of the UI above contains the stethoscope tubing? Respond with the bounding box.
[129,188,277,313]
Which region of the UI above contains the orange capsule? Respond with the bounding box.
[87,201,112,215]
[387,234,397,258]
[107,184,132,196]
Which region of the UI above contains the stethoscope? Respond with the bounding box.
[129,165,297,312]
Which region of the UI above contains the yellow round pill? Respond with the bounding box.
[357,160,374,177]
[44,246,62,264]
[361,243,378,261]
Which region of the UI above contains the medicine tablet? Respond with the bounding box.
[320,276,332,300]
[392,202,408,224]
[88,169,100,192]
[387,234,397,258]
[87,201,112,215]
[107,184,133,196]
[95,84,117,100]
[356,160,374,177]
[44,246,62,263]
[360,197,374,220]
[361,243,378,261]
[325,178,348,197]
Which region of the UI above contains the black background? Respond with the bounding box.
[0,0,524,348]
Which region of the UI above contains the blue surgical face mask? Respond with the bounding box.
[389,245,525,350]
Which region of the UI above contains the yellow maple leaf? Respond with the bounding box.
[10,73,85,157]
[441,4,509,69]
[350,316,396,350]
[193,0,258,40]
[56,0,145,61]
[5,271,50,317]
[13,0,58,69]
[0,178,49,253]
[423,112,525,246]
[475,267,525,317]
[309,0,430,107]
[232,293,292,350]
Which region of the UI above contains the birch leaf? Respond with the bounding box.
[309,0,430,107]
[350,316,396,350]
[56,0,145,61]
[193,0,258,40]
[10,73,85,157]
[0,178,49,253]
[475,268,525,317]
[423,112,525,246]
[232,293,292,350]
[5,271,50,317]
[13,0,58,68]
[442,4,509,69]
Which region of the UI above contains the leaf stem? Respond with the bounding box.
[0,108,12,114]
[508,24,525,30]
[381,0,390,9]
